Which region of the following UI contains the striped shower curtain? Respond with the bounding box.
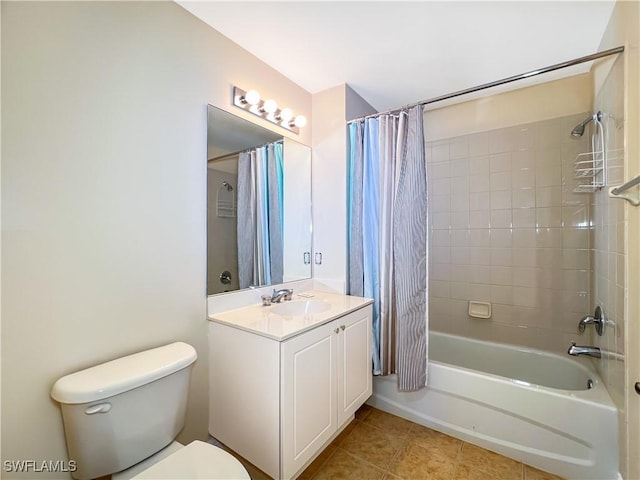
[347,106,428,391]
[237,142,284,289]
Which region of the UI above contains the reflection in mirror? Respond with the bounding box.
[207,105,312,295]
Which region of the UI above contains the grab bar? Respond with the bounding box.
[609,174,640,206]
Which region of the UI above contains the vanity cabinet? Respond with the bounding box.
[281,306,371,478]
[209,303,372,480]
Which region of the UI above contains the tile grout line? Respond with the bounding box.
[339,446,393,478]
[448,441,465,480]
[306,409,375,480]
[306,446,337,480]
[342,413,414,479]
[382,427,413,479]
[306,416,362,480]
[365,416,416,477]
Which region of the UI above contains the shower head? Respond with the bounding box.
[571,116,593,137]
[571,121,588,137]
[571,111,603,137]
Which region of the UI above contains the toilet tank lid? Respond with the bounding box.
[51,342,197,404]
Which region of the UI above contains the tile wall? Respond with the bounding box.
[592,55,626,471]
[426,113,593,354]
[207,167,240,295]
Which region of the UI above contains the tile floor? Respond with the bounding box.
[227,405,565,480]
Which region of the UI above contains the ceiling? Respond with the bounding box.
[177,1,616,112]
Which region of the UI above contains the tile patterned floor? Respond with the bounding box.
[296,405,565,480]
[218,405,565,480]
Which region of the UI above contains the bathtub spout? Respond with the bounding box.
[568,342,601,358]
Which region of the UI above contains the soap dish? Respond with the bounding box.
[468,301,492,319]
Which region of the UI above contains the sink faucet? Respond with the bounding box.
[568,342,601,358]
[271,288,293,303]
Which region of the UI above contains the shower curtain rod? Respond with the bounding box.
[208,139,284,163]
[348,45,625,123]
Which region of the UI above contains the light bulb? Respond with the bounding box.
[279,108,294,122]
[244,89,260,106]
[293,115,307,128]
[262,99,278,114]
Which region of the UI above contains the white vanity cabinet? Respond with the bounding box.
[281,306,371,478]
[208,298,372,480]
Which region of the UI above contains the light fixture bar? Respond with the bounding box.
[233,86,305,134]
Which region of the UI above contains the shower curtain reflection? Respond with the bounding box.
[237,141,284,289]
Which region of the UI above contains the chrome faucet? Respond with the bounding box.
[271,288,293,303]
[568,342,601,358]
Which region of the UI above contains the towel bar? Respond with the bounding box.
[609,174,640,206]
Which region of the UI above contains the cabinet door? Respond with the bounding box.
[337,306,373,426]
[281,320,338,479]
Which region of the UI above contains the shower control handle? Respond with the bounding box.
[577,305,605,336]
[219,270,232,285]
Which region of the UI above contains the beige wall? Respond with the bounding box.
[594,1,640,478]
[311,84,376,293]
[425,74,593,141]
[1,2,311,478]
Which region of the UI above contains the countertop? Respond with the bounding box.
[207,290,373,341]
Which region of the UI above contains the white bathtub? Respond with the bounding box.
[369,331,618,480]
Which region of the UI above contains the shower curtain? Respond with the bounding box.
[237,141,284,289]
[348,106,428,391]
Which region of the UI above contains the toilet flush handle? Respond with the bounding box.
[85,403,112,415]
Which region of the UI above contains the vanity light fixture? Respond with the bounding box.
[242,89,261,106]
[278,108,293,123]
[233,86,306,134]
[262,99,278,114]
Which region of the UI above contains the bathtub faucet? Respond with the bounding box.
[567,342,601,358]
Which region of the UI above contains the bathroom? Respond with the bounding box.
[1,1,639,480]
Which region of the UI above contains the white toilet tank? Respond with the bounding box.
[51,342,197,480]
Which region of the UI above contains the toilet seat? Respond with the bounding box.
[131,441,250,479]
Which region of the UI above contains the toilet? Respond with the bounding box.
[51,342,250,480]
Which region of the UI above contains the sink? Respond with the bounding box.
[271,300,331,316]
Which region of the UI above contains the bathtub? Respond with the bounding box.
[368,331,618,480]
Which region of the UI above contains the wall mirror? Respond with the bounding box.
[207,105,312,295]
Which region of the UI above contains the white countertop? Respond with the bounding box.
[207,290,373,341]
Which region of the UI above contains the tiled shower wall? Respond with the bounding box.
[427,114,594,355]
[592,55,626,470]
[207,167,240,295]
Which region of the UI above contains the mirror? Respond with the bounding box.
[207,105,312,295]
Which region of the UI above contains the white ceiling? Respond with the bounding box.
[177,1,616,112]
